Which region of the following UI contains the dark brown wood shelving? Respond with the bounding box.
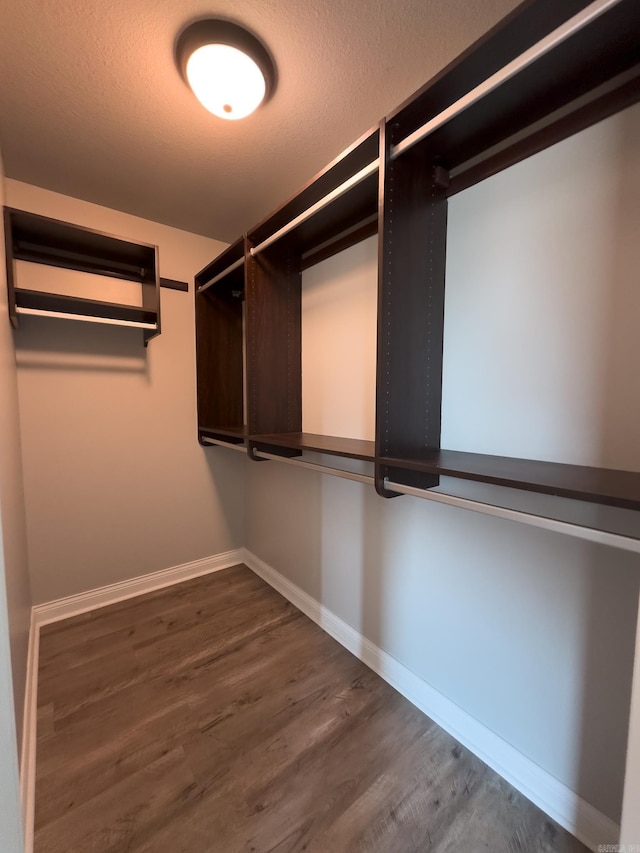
[375,0,640,501]
[381,451,640,512]
[195,129,382,463]
[195,237,245,295]
[13,289,157,326]
[250,433,375,462]
[4,207,161,344]
[248,127,379,259]
[194,0,640,520]
[199,426,247,444]
[388,0,640,191]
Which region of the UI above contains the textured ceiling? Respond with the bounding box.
[0,0,520,243]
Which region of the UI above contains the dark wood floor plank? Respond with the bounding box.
[35,564,589,853]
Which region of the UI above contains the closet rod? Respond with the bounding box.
[15,307,157,330]
[198,257,245,293]
[200,437,247,452]
[249,160,379,258]
[254,450,374,485]
[385,479,640,554]
[391,0,623,161]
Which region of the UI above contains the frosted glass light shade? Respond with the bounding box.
[186,44,267,120]
[176,20,276,121]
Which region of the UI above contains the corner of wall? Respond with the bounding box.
[0,146,30,852]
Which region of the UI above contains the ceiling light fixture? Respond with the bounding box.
[176,20,276,120]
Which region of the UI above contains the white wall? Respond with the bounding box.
[0,153,28,851]
[246,104,640,824]
[302,235,377,441]
[7,180,246,604]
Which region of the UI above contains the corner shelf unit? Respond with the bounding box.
[194,0,640,524]
[4,208,161,345]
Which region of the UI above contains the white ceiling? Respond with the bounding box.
[0,0,519,243]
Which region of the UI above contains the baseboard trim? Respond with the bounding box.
[20,610,38,853]
[242,548,619,853]
[32,549,244,627]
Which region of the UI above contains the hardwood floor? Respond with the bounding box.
[35,564,588,852]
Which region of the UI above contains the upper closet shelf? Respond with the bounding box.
[4,207,161,344]
[195,0,640,528]
[388,0,640,194]
[247,126,380,259]
[196,237,246,295]
[250,433,375,462]
[382,451,640,511]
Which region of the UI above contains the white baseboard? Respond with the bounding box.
[32,549,244,627]
[242,548,619,853]
[20,547,244,853]
[20,611,38,853]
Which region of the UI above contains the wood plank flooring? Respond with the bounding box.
[35,564,588,852]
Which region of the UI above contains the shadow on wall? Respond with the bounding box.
[13,314,149,375]
[575,102,640,826]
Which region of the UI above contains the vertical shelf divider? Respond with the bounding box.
[245,238,302,460]
[194,238,245,443]
[375,123,449,496]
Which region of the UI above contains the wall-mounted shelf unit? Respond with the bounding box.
[376,0,640,501]
[4,208,161,345]
[246,126,379,461]
[195,127,380,463]
[194,0,640,520]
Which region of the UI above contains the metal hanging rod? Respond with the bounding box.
[385,479,640,554]
[200,437,248,452]
[255,450,374,485]
[250,160,379,258]
[198,256,245,293]
[391,0,623,161]
[15,307,157,330]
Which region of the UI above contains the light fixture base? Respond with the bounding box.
[176,20,276,119]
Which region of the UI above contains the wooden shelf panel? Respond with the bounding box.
[279,173,378,257]
[195,238,245,292]
[390,1,640,182]
[198,266,245,299]
[6,207,156,283]
[14,288,157,324]
[249,127,379,256]
[251,432,374,462]
[199,425,247,444]
[380,450,640,511]
[195,288,244,431]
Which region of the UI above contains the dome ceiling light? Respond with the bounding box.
[176,20,276,120]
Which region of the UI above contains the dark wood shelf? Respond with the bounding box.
[375,0,640,499]
[194,1,640,518]
[250,433,375,462]
[195,237,245,295]
[248,127,379,258]
[389,1,640,192]
[380,451,640,511]
[14,288,157,325]
[199,425,247,445]
[5,207,157,282]
[4,207,160,344]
